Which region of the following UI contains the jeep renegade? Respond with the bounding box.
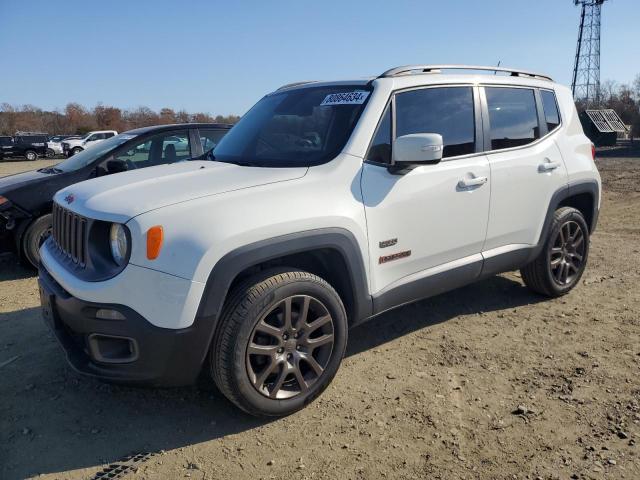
[38,65,601,417]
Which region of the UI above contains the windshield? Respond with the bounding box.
[213,85,371,167]
[55,133,137,172]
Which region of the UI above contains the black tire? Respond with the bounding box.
[22,214,53,268]
[521,207,589,297]
[25,150,37,161]
[210,269,348,417]
[45,148,55,158]
[71,147,83,156]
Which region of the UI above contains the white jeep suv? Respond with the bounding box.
[39,65,601,417]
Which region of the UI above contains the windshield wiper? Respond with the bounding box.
[37,167,63,174]
[216,159,261,167]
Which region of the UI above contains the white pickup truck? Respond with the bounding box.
[61,130,118,156]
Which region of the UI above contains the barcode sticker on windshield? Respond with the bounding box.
[320,91,370,106]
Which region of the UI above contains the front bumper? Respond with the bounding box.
[38,264,215,386]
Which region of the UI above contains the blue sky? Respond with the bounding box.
[1,0,638,116]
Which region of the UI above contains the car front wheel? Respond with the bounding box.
[521,206,589,297]
[71,147,83,156]
[210,269,348,417]
[22,214,53,268]
[25,150,37,161]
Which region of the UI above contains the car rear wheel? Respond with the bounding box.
[210,269,348,417]
[22,214,53,268]
[521,207,589,297]
[25,150,37,161]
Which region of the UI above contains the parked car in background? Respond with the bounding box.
[46,135,79,158]
[62,130,118,156]
[0,133,49,161]
[0,123,231,267]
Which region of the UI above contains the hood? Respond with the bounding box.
[54,160,308,223]
[0,169,56,195]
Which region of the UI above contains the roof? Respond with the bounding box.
[124,122,234,135]
[276,64,555,93]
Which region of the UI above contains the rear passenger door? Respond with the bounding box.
[481,86,568,253]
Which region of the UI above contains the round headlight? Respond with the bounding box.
[109,223,128,266]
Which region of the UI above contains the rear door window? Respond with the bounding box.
[485,87,540,150]
[395,86,476,158]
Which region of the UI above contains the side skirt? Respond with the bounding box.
[364,246,535,323]
[369,256,483,320]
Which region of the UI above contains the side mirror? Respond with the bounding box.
[392,133,444,166]
[106,159,128,174]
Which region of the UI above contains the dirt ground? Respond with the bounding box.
[0,148,639,480]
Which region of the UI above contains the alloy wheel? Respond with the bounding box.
[246,295,335,400]
[550,220,586,286]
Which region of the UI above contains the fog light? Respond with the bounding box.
[88,334,138,364]
[95,309,126,321]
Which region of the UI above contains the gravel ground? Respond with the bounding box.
[0,148,639,480]
[0,158,60,178]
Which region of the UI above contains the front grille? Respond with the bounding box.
[51,202,88,267]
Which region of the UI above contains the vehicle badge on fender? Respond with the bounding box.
[64,193,75,204]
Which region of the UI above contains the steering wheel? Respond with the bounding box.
[295,138,314,148]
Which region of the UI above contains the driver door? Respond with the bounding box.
[361,86,490,297]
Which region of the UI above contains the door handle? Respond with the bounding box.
[458,176,488,188]
[538,160,561,172]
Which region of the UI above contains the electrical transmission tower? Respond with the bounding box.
[571,0,609,105]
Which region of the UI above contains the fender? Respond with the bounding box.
[531,179,599,260]
[196,227,373,327]
[567,179,600,232]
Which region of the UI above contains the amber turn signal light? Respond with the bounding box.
[146,226,164,260]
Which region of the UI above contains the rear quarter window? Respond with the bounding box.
[540,90,561,132]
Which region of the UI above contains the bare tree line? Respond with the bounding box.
[1,74,639,138]
[575,73,640,138]
[0,103,240,136]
